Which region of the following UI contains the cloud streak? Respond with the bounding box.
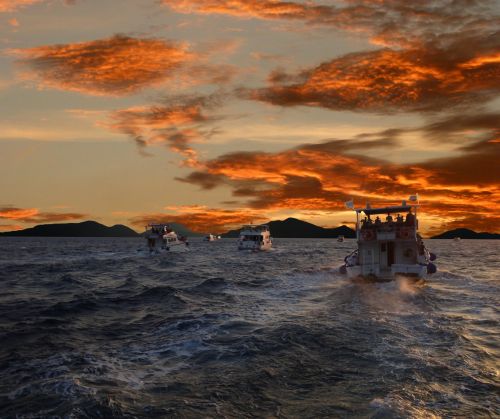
[0,0,42,12]
[129,205,268,233]
[248,42,500,113]
[162,0,498,48]
[164,1,499,114]
[106,93,225,165]
[0,206,87,223]
[177,113,500,233]
[11,35,196,96]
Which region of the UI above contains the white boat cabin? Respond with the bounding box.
[238,224,272,251]
[342,199,436,280]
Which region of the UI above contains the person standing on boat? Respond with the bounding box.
[396,214,403,223]
[386,214,393,223]
[405,210,415,226]
[375,216,382,225]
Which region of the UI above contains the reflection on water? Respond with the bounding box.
[0,238,498,417]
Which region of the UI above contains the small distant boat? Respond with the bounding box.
[453,237,461,242]
[340,196,437,281]
[238,224,272,251]
[337,235,345,242]
[145,223,189,253]
[204,234,222,242]
[204,234,216,242]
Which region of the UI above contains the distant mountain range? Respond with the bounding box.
[0,220,205,238]
[222,218,356,238]
[0,218,355,238]
[430,228,500,240]
[0,221,139,237]
[0,220,497,239]
[138,222,204,237]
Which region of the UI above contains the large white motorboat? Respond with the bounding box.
[145,223,189,253]
[340,196,436,281]
[238,224,272,251]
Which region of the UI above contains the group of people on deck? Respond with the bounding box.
[361,210,415,228]
[151,225,172,235]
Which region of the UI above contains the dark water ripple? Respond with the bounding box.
[0,237,498,418]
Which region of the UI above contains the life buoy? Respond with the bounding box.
[427,262,437,274]
[362,229,374,240]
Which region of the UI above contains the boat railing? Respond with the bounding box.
[359,221,416,241]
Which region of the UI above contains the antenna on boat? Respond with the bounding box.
[408,193,420,229]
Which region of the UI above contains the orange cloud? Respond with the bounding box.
[0,207,38,219]
[0,206,87,223]
[162,0,498,49]
[12,35,195,96]
[160,1,500,116]
[177,114,500,234]
[248,45,500,112]
[129,205,268,233]
[0,0,42,12]
[0,223,23,231]
[162,0,321,20]
[106,93,224,165]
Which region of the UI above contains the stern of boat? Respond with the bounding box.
[391,263,427,278]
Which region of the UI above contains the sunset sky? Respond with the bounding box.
[1,0,499,235]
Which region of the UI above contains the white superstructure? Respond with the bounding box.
[238,224,272,251]
[340,197,437,281]
[145,224,189,253]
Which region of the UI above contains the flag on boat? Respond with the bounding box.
[345,199,354,209]
[408,194,419,202]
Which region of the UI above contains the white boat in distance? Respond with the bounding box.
[145,224,189,253]
[238,224,273,251]
[204,234,221,242]
[337,235,345,242]
[340,196,437,281]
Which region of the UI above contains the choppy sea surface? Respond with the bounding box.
[0,237,498,418]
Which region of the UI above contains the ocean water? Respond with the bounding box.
[0,237,498,418]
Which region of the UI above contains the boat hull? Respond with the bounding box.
[238,242,272,251]
[148,242,189,253]
[346,263,427,281]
